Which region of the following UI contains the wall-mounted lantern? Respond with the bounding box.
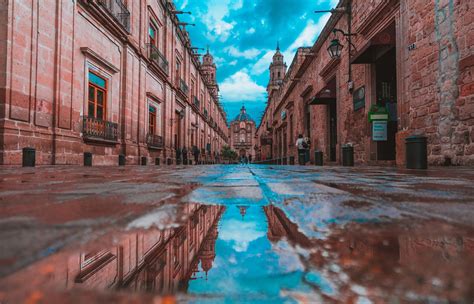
[327,38,344,59]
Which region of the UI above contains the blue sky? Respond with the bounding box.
[174,0,339,125]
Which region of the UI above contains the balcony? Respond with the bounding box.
[148,44,169,75]
[98,0,130,32]
[178,78,189,96]
[146,133,164,149]
[261,136,273,146]
[193,96,200,109]
[82,117,119,143]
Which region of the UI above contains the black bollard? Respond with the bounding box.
[22,147,36,167]
[155,158,160,165]
[289,156,295,165]
[342,145,354,166]
[84,152,92,167]
[406,135,428,169]
[315,151,323,166]
[141,157,147,166]
[119,154,126,166]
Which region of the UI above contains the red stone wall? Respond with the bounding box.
[0,0,228,166]
[257,0,473,166]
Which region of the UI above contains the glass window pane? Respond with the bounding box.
[89,72,106,89]
[97,90,104,105]
[97,106,104,120]
[88,102,95,118]
[149,25,155,39]
[88,86,95,101]
[149,105,156,113]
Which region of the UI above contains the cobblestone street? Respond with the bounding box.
[1,165,473,303]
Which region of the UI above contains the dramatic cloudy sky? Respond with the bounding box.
[174,0,339,125]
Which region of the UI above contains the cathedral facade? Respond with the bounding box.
[229,106,256,160]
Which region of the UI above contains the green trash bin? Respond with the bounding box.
[84,152,92,167]
[406,135,427,169]
[315,151,323,166]
[119,154,126,166]
[342,145,354,167]
[22,147,36,167]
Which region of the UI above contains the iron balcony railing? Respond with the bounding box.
[193,96,200,109]
[148,44,169,75]
[98,0,130,31]
[261,136,273,145]
[178,78,189,95]
[82,116,119,142]
[146,133,164,149]
[203,109,208,120]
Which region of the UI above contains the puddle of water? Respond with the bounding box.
[1,164,474,303]
[1,199,473,303]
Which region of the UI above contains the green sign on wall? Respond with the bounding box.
[353,86,365,111]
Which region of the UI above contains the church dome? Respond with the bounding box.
[232,106,254,123]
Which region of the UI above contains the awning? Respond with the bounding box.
[351,23,395,64]
[310,79,336,105]
[351,41,394,64]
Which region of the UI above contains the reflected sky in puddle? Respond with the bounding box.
[187,205,317,303]
[1,167,474,303]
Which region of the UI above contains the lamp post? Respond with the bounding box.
[315,0,356,92]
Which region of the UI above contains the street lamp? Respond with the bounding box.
[327,37,344,59]
[315,1,357,92]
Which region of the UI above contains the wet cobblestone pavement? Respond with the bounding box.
[0,165,473,303]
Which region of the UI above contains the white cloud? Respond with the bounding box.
[246,27,256,34]
[224,46,262,59]
[251,14,330,76]
[220,69,266,102]
[229,60,238,66]
[219,219,265,252]
[287,15,330,53]
[317,0,339,7]
[179,0,188,10]
[213,56,226,67]
[251,50,274,75]
[199,0,243,42]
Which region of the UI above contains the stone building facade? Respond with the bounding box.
[0,0,228,166]
[256,0,473,166]
[229,106,256,160]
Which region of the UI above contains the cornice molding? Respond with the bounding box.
[80,47,120,73]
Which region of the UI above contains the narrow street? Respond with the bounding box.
[1,165,473,303]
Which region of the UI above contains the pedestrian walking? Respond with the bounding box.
[192,146,200,165]
[296,134,308,165]
[304,136,311,164]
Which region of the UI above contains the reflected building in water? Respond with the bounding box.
[6,203,225,296]
[263,205,474,301]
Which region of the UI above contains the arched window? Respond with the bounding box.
[240,130,246,143]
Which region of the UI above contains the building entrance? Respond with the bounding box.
[375,47,397,161]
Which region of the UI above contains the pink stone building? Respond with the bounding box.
[257,0,473,166]
[229,106,257,160]
[0,0,228,166]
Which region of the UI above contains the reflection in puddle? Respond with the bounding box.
[1,201,474,303]
[188,205,313,302]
